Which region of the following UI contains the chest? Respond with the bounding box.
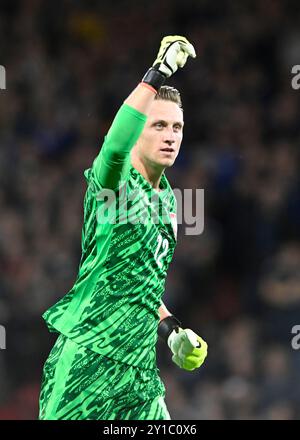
[106,186,177,272]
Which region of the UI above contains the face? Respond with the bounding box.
[133,99,184,170]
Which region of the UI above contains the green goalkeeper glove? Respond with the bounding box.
[142,35,196,91]
[167,327,208,371]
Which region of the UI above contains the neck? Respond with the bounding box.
[131,155,164,190]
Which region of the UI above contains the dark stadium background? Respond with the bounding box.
[1,0,300,420]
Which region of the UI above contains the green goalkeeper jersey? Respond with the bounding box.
[43,103,177,370]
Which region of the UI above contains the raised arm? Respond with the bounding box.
[92,36,196,190]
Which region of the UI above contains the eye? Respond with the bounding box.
[155,122,163,129]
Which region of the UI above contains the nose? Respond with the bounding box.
[163,129,176,146]
[164,139,175,146]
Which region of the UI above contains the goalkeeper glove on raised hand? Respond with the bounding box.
[158,316,208,371]
[142,35,196,92]
[153,35,196,77]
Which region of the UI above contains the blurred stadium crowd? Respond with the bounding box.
[0,0,300,419]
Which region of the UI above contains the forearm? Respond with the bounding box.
[158,303,181,345]
[92,84,157,189]
[105,83,157,157]
[159,302,172,322]
[124,83,157,115]
[105,83,156,154]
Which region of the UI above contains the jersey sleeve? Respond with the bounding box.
[88,103,147,191]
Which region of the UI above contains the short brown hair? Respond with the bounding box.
[155,85,182,109]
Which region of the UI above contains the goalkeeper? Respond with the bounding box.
[39,35,208,420]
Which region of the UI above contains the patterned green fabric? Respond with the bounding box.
[39,334,170,420]
[42,104,178,370]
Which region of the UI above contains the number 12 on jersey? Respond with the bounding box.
[154,233,169,268]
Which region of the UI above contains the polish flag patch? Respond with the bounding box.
[170,212,177,239]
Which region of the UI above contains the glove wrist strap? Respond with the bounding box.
[141,68,166,92]
[158,315,181,344]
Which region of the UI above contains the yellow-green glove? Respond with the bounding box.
[167,327,208,371]
[153,35,196,78]
[142,35,196,91]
